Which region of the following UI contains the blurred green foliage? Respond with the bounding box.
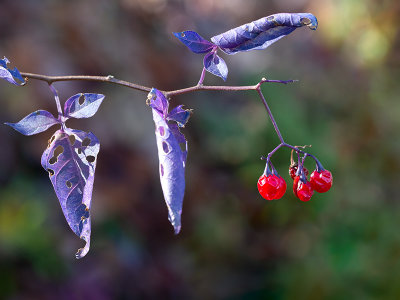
[0,0,400,299]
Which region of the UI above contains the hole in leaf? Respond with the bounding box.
[78,94,85,105]
[86,155,95,163]
[66,181,72,188]
[162,141,170,153]
[77,148,82,154]
[82,138,91,147]
[160,163,164,176]
[47,135,56,148]
[53,145,64,157]
[159,126,165,136]
[49,145,64,165]
[300,17,311,25]
[47,169,54,176]
[69,135,76,145]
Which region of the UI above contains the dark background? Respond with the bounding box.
[1,0,400,299]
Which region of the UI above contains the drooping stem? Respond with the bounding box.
[48,84,63,118]
[256,88,285,143]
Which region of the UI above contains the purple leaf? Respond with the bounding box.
[64,93,105,119]
[147,88,169,117]
[41,128,100,259]
[167,105,192,128]
[211,13,318,55]
[148,88,189,234]
[0,57,25,85]
[173,31,215,54]
[203,51,228,81]
[5,110,60,136]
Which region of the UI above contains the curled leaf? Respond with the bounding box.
[211,13,318,54]
[0,57,25,86]
[64,93,105,119]
[5,110,60,136]
[41,129,100,259]
[167,105,192,128]
[147,88,189,234]
[173,31,215,54]
[203,51,228,81]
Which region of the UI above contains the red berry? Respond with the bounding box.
[275,176,287,199]
[289,165,309,180]
[293,176,300,197]
[257,174,286,200]
[296,180,314,202]
[310,170,333,193]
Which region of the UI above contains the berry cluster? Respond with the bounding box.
[257,146,332,202]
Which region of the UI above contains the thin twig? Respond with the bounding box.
[20,72,296,97]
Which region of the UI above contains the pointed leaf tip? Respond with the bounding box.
[167,105,192,127]
[0,57,25,86]
[174,31,215,54]
[203,52,228,81]
[5,110,60,136]
[148,89,188,234]
[42,129,100,258]
[211,13,318,55]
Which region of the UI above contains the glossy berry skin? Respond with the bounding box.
[293,176,300,197]
[296,180,314,202]
[258,174,287,200]
[289,165,309,180]
[310,170,333,193]
[275,176,287,199]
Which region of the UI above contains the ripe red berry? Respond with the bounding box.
[293,176,300,197]
[310,170,333,193]
[296,180,314,202]
[275,176,287,199]
[257,174,286,200]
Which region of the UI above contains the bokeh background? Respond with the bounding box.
[0,0,399,299]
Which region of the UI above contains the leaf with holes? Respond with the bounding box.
[147,88,189,234]
[0,57,25,86]
[203,51,228,81]
[5,110,60,136]
[173,31,215,54]
[64,93,105,119]
[211,13,318,55]
[41,128,100,259]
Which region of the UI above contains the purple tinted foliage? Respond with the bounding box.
[167,105,192,128]
[211,13,318,54]
[5,110,60,136]
[0,57,25,85]
[64,93,105,119]
[173,31,215,54]
[203,51,228,81]
[41,128,100,259]
[147,88,190,234]
[148,88,169,117]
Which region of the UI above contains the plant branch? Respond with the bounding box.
[21,72,296,97]
[21,72,153,93]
